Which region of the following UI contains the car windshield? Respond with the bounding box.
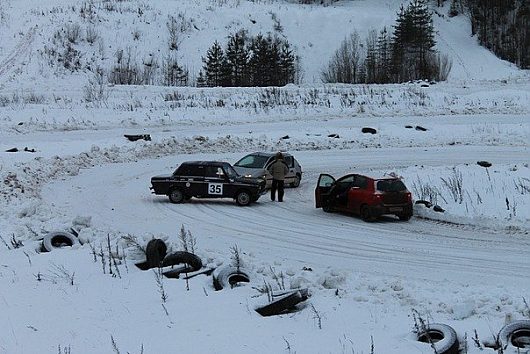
[376,179,407,192]
[234,154,270,168]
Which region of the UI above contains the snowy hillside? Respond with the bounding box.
[1,1,529,354]
[0,0,527,93]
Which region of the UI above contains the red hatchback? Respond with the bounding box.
[315,173,413,221]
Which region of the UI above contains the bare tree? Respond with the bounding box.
[321,31,365,83]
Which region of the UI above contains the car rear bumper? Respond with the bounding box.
[370,203,412,216]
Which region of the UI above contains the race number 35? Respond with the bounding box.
[208,183,223,195]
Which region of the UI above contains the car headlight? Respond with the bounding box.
[244,174,253,178]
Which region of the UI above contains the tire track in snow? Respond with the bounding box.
[0,26,36,79]
[42,146,530,285]
[177,195,530,281]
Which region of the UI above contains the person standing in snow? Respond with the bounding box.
[268,152,289,202]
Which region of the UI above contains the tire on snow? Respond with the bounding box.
[271,288,310,301]
[168,188,185,204]
[41,231,79,252]
[290,174,301,188]
[255,289,308,317]
[235,190,252,206]
[416,323,459,354]
[145,239,167,269]
[161,251,203,278]
[360,205,373,222]
[499,320,530,351]
[212,266,250,290]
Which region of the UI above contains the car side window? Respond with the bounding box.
[334,176,355,193]
[205,166,225,179]
[353,176,368,189]
[177,164,201,177]
[319,175,335,187]
[284,156,293,168]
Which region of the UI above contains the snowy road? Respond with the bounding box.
[43,145,530,289]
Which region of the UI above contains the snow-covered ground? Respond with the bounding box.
[1,0,530,353]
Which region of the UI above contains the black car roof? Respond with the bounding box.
[180,161,230,167]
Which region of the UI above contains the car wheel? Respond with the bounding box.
[168,188,184,203]
[416,323,459,354]
[42,231,79,252]
[255,290,306,317]
[162,251,203,278]
[360,205,372,222]
[236,190,251,206]
[213,266,250,290]
[290,174,301,188]
[499,320,530,351]
[399,214,412,221]
[322,203,333,213]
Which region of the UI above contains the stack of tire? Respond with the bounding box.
[137,239,203,278]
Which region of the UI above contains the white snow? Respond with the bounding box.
[1,1,529,353]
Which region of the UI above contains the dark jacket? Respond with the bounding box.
[269,159,289,181]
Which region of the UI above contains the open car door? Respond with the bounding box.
[315,174,335,208]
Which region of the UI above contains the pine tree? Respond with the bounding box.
[267,35,281,86]
[225,30,249,86]
[196,70,207,87]
[278,40,296,86]
[377,27,392,83]
[247,34,269,86]
[448,0,459,17]
[202,41,227,87]
[203,33,298,87]
[410,0,436,79]
[365,29,378,83]
[464,0,527,69]
[391,0,436,81]
[515,0,530,68]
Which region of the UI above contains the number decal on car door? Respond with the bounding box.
[208,183,223,195]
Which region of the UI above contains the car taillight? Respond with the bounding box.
[406,193,412,202]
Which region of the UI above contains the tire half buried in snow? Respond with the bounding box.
[499,320,530,351]
[42,231,79,252]
[212,266,250,290]
[255,290,307,317]
[416,323,459,354]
